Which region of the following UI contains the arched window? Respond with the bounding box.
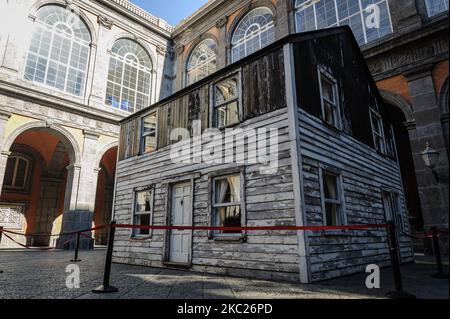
[3,155,32,190]
[186,39,217,85]
[24,5,91,96]
[231,7,275,63]
[294,0,393,45]
[105,39,153,113]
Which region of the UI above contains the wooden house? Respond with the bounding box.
[112,27,413,283]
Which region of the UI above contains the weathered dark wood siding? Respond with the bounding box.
[118,47,287,161]
[293,32,393,150]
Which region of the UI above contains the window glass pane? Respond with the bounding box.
[214,206,241,234]
[4,158,15,186]
[295,0,393,45]
[215,102,239,128]
[14,159,28,188]
[231,7,275,62]
[142,113,157,153]
[136,191,152,212]
[214,175,241,204]
[323,173,338,200]
[106,39,152,113]
[325,202,339,226]
[215,77,238,105]
[187,39,217,85]
[24,5,91,96]
[426,0,449,17]
[134,214,151,235]
[321,76,334,102]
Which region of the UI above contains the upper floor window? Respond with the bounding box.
[231,7,276,63]
[295,0,393,45]
[24,5,91,96]
[213,75,240,128]
[186,39,217,85]
[141,112,157,154]
[106,39,153,113]
[425,0,449,17]
[3,155,31,191]
[318,68,341,128]
[369,106,386,153]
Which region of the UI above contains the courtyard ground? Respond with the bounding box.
[0,249,448,299]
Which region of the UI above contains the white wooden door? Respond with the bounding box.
[169,182,192,264]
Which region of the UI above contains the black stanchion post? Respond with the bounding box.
[385,221,416,299]
[70,232,82,263]
[431,227,448,279]
[92,221,118,293]
[0,226,3,273]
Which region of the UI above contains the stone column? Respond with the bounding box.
[216,16,228,69]
[88,15,113,107]
[0,110,11,195]
[59,130,101,249]
[275,0,290,39]
[406,66,449,233]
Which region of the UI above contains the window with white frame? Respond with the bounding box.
[425,0,449,17]
[141,112,157,154]
[133,188,154,237]
[383,191,404,232]
[212,174,242,235]
[369,107,386,153]
[320,169,345,226]
[213,75,240,128]
[294,0,393,45]
[318,68,341,128]
[24,5,91,96]
[231,7,276,63]
[186,39,217,85]
[3,155,31,190]
[106,39,153,113]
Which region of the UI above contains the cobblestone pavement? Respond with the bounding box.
[0,249,448,299]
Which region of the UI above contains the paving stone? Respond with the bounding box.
[0,249,448,299]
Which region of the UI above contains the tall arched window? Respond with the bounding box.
[294,0,393,45]
[105,39,153,113]
[231,7,275,63]
[186,39,217,85]
[24,5,91,96]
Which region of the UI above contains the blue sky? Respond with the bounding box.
[130,0,210,25]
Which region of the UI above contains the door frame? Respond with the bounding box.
[162,178,194,267]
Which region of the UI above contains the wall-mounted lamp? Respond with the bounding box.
[421,142,440,170]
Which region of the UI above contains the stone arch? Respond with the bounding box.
[3,121,81,165]
[28,0,98,45]
[380,90,415,122]
[95,141,118,169]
